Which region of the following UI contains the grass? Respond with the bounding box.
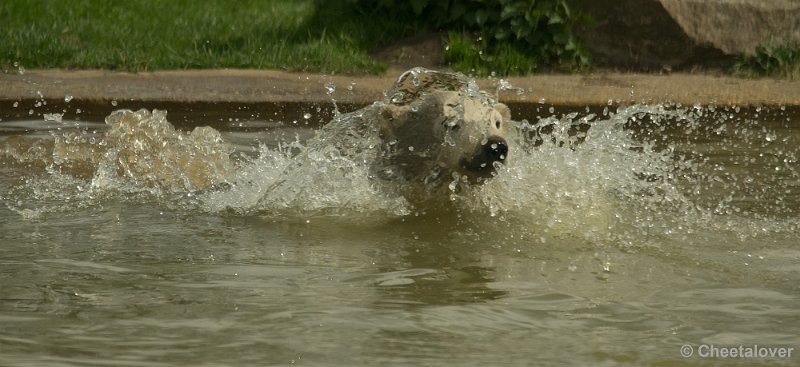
[6,1,793,78]
[0,0,587,76]
[732,43,800,79]
[0,0,424,74]
[444,32,538,77]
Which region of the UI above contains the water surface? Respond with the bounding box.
[1,93,798,366]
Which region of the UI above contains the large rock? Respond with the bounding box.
[569,0,724,71]
[660,0,800,55]
[569,0,800,71]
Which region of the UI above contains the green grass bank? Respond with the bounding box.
[0,0,589,76]
[0,0,412,74]
[1,0,798,77]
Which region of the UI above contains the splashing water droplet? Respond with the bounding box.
[411,72,421,87]
[111,100,118,107]
[303,113,312,120]
[765,132,777,142]
[64,95,73,103]
[324,82,336,95]
[390,92,405,104]
[43,113,63,122]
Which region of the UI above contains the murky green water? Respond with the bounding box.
[1,90,799,365]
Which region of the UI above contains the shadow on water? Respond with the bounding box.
[370,214,511,308]
[249,210,511,309]
[0,98,364,130]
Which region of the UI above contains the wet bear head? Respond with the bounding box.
[377,89,511,183]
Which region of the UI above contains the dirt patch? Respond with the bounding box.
[371,32,447,73]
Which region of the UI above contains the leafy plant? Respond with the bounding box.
[732,43,800,79]
[444,32,536,76]
[359,0,591,75]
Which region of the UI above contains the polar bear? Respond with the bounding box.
[372,68,511,189]
[246,68,513,209]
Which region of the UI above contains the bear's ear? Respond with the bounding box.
[494,103,511,122]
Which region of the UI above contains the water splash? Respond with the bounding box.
[387,68,494,107]
[1,72,797,243]
[457,105,686,241]
[324,81,339,116]
[85,109,234,193]
[3,109,235,218]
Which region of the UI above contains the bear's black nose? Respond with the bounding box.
[483,137,508,162]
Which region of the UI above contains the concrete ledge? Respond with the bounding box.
[1,69,799,109]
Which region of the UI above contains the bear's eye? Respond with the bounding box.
[449,123,460,132]
[495,119,501,129]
